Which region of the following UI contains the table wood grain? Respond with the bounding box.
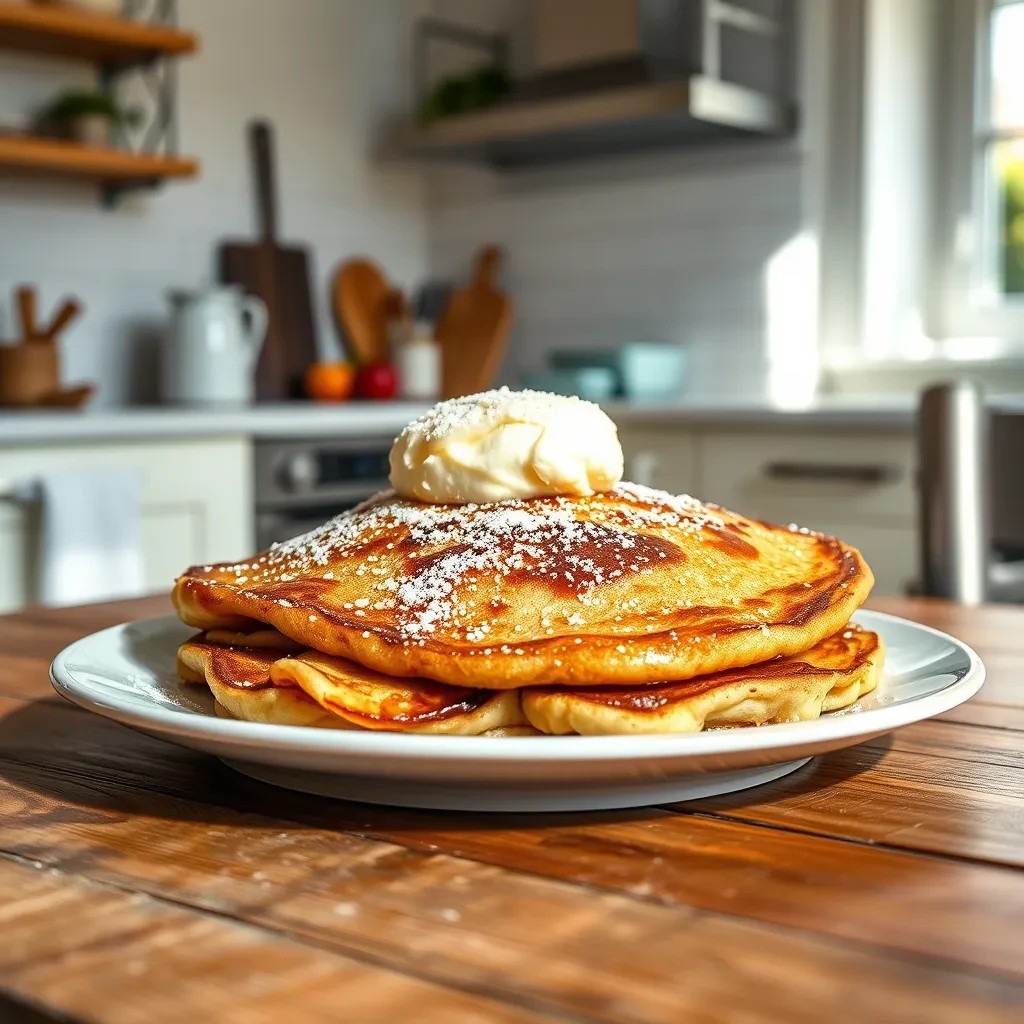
[1,595,1022,1023]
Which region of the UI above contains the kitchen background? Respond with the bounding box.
[1,0,1023,612]
[1,0,802,402]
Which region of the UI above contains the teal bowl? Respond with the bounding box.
[619,344,686,402]
[521,368,618,403]
[550,344,686,401]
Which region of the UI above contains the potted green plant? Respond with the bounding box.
[419,64,512,124]
[40,89,141,147]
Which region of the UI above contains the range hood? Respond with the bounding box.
[402,1,795,169]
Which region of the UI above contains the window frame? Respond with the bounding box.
[932,0,1024,350]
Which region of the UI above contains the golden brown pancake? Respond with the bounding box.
[178,634,524,734]
[204,628,303,651]
[523,624,883,735]
[174,484,873,689]
[177,639,347,728]
[178,624,880,736]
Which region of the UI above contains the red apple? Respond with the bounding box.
[355,362,399,400]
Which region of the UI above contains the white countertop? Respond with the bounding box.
[0,396,926,446]
[603,397,918,430]
[0,402,433,445]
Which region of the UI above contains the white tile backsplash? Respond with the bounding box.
[427,147,802,397]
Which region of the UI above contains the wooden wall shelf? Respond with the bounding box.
[0,2,196,65]
[0,3,199,204]
[0,135,197,185]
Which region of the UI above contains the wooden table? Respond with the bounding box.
[1,596,1022,1023]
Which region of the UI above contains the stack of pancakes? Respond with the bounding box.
[173,483,883,736]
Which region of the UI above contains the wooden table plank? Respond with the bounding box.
[864,718,1024,768]
[0,694,1022,983]
[868,596,1024,653]
[2,758,1023,1023]
[0,856,554,1024]
[681,731,1024,868]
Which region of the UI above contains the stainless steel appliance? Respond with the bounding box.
[254,437,392,550]
[918,382,1024,604]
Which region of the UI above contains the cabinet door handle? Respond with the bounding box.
[762,461,901,484]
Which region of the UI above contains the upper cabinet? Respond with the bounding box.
[0,0,198,205]
[401,0,796,169]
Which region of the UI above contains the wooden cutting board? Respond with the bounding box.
[436,245,512,398]
[218,121,318,401]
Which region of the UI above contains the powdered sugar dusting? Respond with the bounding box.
[213,483,728,645]
[397,385,604,444]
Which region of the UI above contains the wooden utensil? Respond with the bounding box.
[385,286,413,350]
[435,245,513,398]
[39,297,82,342]
[332,258,390,365]
[218,120,318,401]
[15,284,37,343]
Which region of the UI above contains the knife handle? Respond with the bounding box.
[250,120,277,241]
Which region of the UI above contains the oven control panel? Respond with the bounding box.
[276,448,391,493]
[254,437,395,549]
[255,438,393,508]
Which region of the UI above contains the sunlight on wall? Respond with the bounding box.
[764,231,819,408]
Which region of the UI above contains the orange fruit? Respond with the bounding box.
[304,362,356,402]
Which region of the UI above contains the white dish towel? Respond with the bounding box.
[29,467,146,607]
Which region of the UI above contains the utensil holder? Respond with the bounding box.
[0,341,60,406]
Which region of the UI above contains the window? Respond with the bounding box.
[935,0,1024,345]
[981,0,1024,298]
[809,1,1024,365]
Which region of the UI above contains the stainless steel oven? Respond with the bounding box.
[254,437,393,549]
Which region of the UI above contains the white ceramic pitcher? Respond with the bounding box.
[162,285,267,405]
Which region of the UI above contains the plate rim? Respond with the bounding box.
[49,609,985,763]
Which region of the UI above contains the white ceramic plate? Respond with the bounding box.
[50,610,984,813]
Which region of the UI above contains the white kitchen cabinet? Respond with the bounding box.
[695,430,916,526]
[617,426,697,494]
[0,436,253,613]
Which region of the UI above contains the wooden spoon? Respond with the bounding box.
[332,258,390,364]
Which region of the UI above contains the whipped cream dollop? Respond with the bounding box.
[389,387,624,504]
